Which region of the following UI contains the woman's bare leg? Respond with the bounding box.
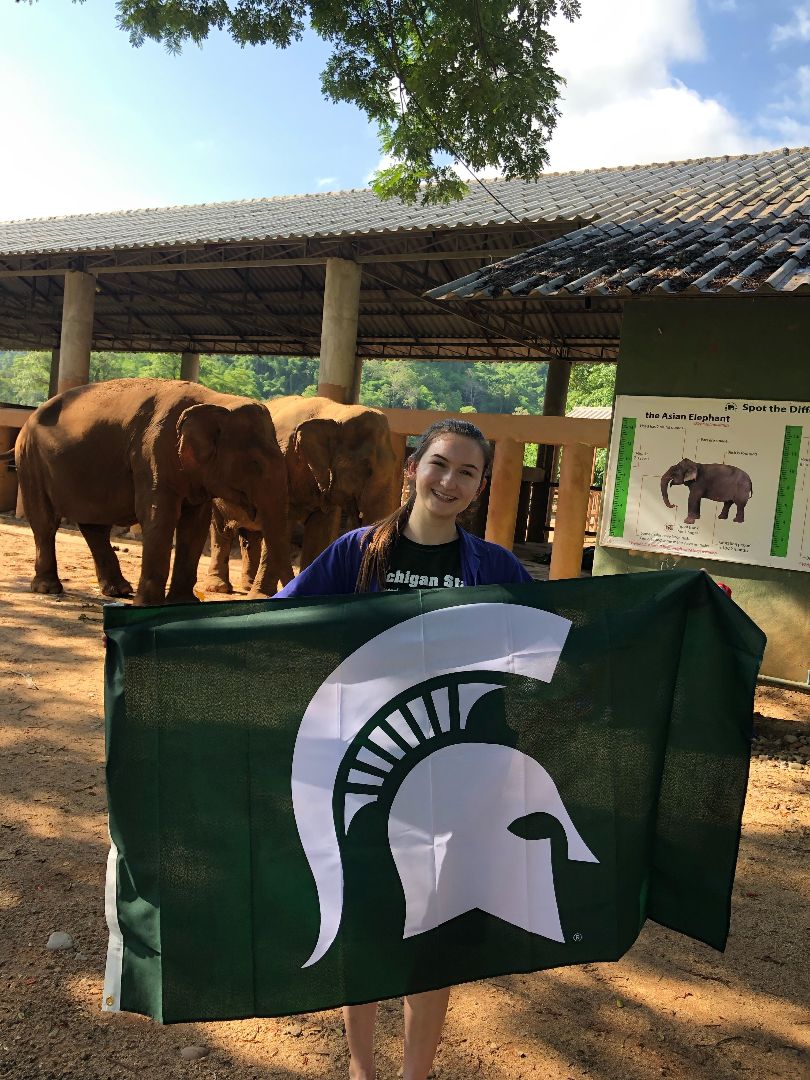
[403,987,451,1080]
[343,1002,378,1080]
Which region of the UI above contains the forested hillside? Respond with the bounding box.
[0,350,615,478]
[0,351,614,413]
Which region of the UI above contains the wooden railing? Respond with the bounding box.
[380,408,610,580]
[3,402,611,580]
[515,481,603,543]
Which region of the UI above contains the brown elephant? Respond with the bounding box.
[12,379,293,605]
[205,395,398,593]
[660,458,753,524]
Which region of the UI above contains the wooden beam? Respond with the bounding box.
[380,408,610,447]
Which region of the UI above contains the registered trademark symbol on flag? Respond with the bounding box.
[573,932,583,942]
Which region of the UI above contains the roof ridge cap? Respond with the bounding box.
[479,145,810,183]
[2,145,808,228]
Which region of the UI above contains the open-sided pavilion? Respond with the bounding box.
[2,147,808,594]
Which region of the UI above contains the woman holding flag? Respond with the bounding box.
[277,418,532,1080]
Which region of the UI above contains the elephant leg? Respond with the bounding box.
[684,492,702,525]
[77,523,133,597]
[718,501,732,520]
[248,535,295,599]
[733,502,745,523]
[238,530,261,592]
[204,506,236,594]
[300,506,343,570]
[27,491,63,595]
[166,500,212,604]
[133,494,181,606]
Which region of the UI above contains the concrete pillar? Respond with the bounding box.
[48,349,60,399]
[181,351,200,382]
[484,437,525,550]
[390,432,407,507]
[57,271,96,395]
[318,257,362,404]
[549,443,594,580]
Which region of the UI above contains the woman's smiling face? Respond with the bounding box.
[409,434,487,520]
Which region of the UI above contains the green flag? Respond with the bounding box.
[101,570,764,1024]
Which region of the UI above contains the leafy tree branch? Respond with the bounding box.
[35,1,580,203]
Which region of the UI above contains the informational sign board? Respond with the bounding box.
[600,396,810,572]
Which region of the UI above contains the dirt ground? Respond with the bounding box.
[1,514,808,1080]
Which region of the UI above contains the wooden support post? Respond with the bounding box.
[318,257,362,404]
[48,349,60,399]
[180,351,200,382]
[514,478,531,545]
[57,270,95,395]
[549,443,594,580]
[0,426,17,512]
[534,358,572,539]
[389,431,407,508]
[485,438,525,551]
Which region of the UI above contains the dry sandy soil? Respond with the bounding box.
[1,515,808,1080]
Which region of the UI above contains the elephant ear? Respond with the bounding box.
[177,403,231,473]
[682,460,699,483]
[294,418,338,496]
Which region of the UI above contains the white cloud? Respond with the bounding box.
[543,0,769,171]
[707,0,738,12]
[316,176,338,189]
[757,64,810,145]
[365,154,397,184]
[771,3,810,47]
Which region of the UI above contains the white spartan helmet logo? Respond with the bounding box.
[291,603,599,968]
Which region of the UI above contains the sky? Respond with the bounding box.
[0,0,809,222]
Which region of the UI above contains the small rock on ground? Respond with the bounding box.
[45,932,73,950]
[180,1045,210,1061]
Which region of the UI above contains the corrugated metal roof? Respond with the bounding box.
[0,183,590,258]
[427,146,810,299]
[3,145,807,260]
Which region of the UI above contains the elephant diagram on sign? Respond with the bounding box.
[660,458,754,525]
[291,603,599,968]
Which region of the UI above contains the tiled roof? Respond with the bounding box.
[427,147,810,299]
[0,181,593,258]
[2,146,807,260]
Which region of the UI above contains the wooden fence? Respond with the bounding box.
[380,408,610,580]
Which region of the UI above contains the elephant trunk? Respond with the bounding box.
[359,449,400,526]
[660,467,678,508]
[359,482,398,527]
[248,489,294,598]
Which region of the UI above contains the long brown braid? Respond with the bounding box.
[355,419,492,593]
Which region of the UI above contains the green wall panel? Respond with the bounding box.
[594,297,810,683]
